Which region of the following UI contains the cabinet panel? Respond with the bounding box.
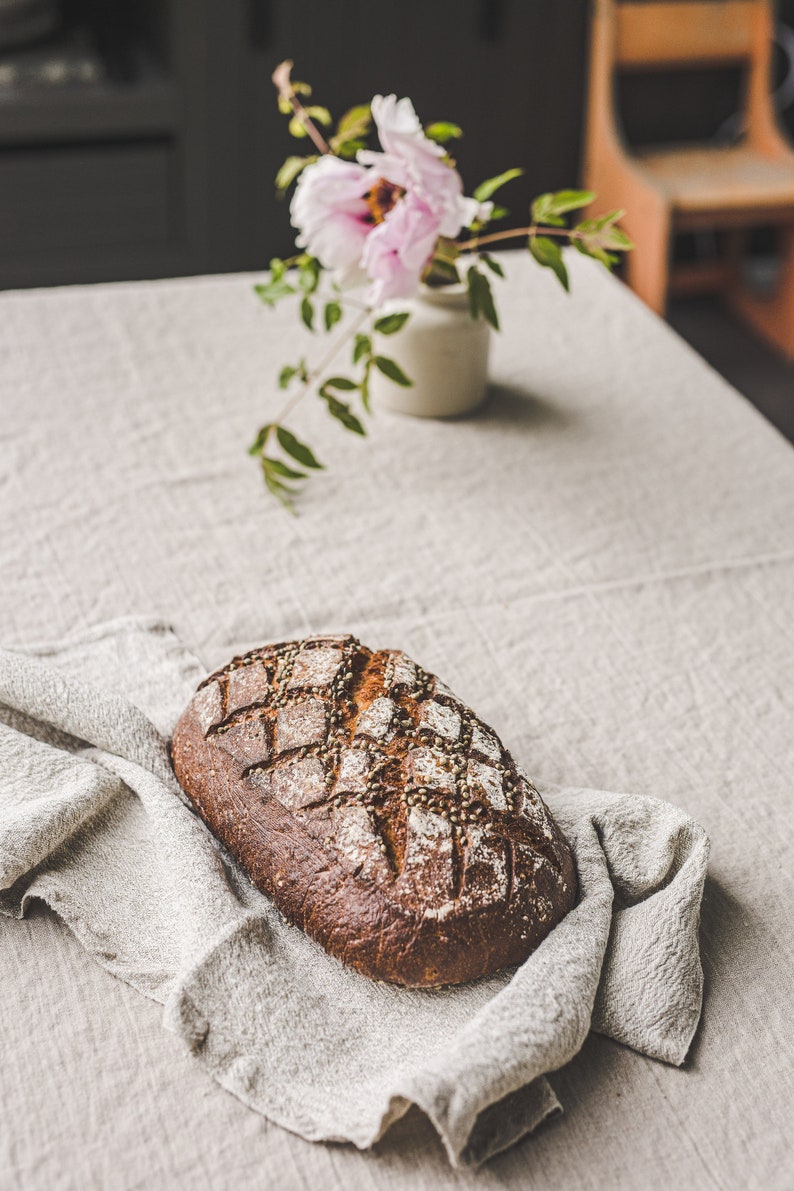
[0,138,172,258]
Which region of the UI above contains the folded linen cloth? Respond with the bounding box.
[0,619,709,1168]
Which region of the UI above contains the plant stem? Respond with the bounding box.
[458,225,580,252]
[271,62,331,156]
[290,96,331,156]
[273,306,371,426]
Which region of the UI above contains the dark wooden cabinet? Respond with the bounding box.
[0,0,590,288]
[3,0,794,290]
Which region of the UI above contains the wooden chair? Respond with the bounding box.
[584,0,794,358]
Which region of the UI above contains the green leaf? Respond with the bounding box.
[424,121,463,144]
[423,234,461,284]
[473,168,523,204]
[298,255,321,294]
[422,257,460,287]
[288,116,308,139]
[275,155,316,191]
[573,209,623,234]
[554,188,595,210]
[481,253,504,278]
[254,278,296,306]
[374,311,411,335]
[277,357,308,389]
[263,467,297,515]
[528,236,570,291]
[304,105,332,127]
[336,103,372,137]
[336,139,366,160]
[278,364,298,389]
[291,81,312,97]
[532,189,596,225]
[360,372,371,414]
[572,208,633,267]
[353,333,372,364]
[264,456,307,481]
[261,456,300,506]
[434,235,460,265]
[466,267,500,330]
[600,225,634,250]
[479,281,499,330]
[323,375,357,391]
[276,426,323,470]
[572,239,618,269]
[248,423,273,456]
[300,296,314,330]
[489,204,509,222]
[322,393,366,435]
[329,103,372,157]
[575,210,632,247]
[533,211,566,228]
[324,301,343,331]
[373,356,413,387]
[269,257,287,281]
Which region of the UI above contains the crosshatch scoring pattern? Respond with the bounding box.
[182,634,573,925]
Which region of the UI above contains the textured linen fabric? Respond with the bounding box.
[0,251,792,1189]
[0,619,708,1167]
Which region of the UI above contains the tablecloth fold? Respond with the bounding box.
[0,619,709,1167]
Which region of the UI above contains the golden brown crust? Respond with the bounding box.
[170,635,577,987]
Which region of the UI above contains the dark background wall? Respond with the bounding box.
[0,0,793,289]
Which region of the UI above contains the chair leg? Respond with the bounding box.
[624,211,672,316]
[728,225,794,361]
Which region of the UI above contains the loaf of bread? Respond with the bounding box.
[170,635,577,987]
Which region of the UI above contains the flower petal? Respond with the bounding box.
[362,193,441,305]
[290,156,374,275]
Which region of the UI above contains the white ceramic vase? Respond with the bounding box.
[370,284,491,418]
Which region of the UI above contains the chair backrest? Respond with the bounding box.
[613,1,763,70]
[588,0,782,155]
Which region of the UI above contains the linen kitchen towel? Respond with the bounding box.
[0,619,709,1168]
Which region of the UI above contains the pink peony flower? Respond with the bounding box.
[290,155,373,283]
[289,95,491,304]
[360,95,477,239]
[366,94,447,174]
[361,192,441,305]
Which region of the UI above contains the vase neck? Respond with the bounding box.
[415,283,470,310]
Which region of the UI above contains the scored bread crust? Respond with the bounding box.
[170,634,577,987]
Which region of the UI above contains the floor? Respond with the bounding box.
[668,297,794,445]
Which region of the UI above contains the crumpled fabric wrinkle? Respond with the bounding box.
[0,619,709,1168]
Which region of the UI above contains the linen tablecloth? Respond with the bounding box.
[1,252,792,1189]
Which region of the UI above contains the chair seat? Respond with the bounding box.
[636,144,794,213]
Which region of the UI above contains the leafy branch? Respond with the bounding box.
[271,60,332,155]
[457,186,633,293]
[253,66,634,513]
[249,274,411,512]
[271,61,372,192]
[422,179,633,321]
